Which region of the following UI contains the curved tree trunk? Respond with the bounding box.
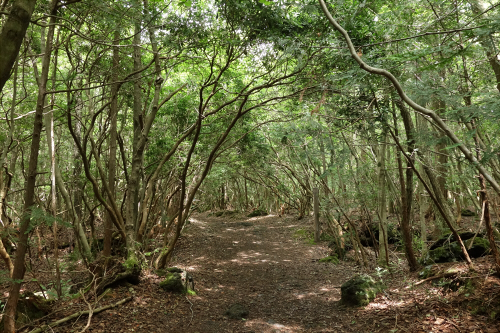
[0,0,38,92]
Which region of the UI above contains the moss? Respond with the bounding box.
[341,274,385,307]
[186,289,196,296]
[123,256,139,271]
[466,237,491,258]
[247,208,267,217]
[160,273,185,293]
[419,265,437,279]
[318,255,339,264]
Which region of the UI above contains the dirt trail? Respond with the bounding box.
[163,213,359,333]
[37,213,500,333]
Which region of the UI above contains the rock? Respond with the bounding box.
[465,237,491,258]
[341,274,384,307]
[461,209,476,216]
[247,208,267,217]
[421,236,490,265]
[429,232,477,250]
[166,267,183,273]
[160,273,185,293]
[360,222,400,247]
[159,268,195,294]
[224,303,249,319]
[16,292,52,326]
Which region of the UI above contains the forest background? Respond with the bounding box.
[0,0,500,331]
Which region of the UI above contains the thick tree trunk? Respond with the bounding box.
[393,102,418,270]
[0,0,38,92]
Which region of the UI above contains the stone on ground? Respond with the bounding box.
[224,303,249,319]
[341,274,384,307]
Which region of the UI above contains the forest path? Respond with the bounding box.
[41,212,500,333]
[162,213,360,333]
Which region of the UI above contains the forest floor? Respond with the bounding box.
[9,212,500,333]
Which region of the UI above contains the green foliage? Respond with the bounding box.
[28,207,71,234]
[318,255,339,264]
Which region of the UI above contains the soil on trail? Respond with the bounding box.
[169,213,358,333]
[16,213,500,333]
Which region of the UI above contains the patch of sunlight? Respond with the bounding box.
[367,299,406,309]
[233,241,239,244]
[230,258,247,263]
[186,265,199,271]
[246,214,278,222]
[282,259,292,262]
[245,318,301,333]
[194,256,205,261]
[252,241,262,244]
[237,251,262,258]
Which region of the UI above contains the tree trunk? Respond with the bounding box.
[0,0,38,92]
[2,2,57,331]
[395,100,418,270]
[377,131,389,267]
[104,30,120,257]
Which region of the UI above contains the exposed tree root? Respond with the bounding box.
[28,296,133,333]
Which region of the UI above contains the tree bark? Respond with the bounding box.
[0,0,38,92]
[377,131,389,267]
[104,30,120,257]
[393,102,418,270]
[2,2,57,331]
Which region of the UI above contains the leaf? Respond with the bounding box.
[178,0,191,7]
[258,0,272,5]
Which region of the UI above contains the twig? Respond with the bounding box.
[28,296,133,333]
[77,289,93,333]
[185,296,194,326]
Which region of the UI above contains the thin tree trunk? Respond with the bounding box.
[377,131,389,267]
[46,29,61,297]
[318,0,500,197]
[2,2,57,331]
[104,30,120,257]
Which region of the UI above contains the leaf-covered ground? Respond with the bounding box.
[9,212,500,332]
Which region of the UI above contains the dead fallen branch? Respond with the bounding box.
[28,296,133,333]
[414,272,458,286]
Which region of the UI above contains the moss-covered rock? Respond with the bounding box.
[318,255,339,264]
[247,208,267,217]
[429,232,477,250]
[461,209,476,216]
[160,272,185,293]
[341,274,384,307]
[159,268,195,294]
[465,237,491,258]
[15,293,52,327]
[224,303,249,319]
[421,236,491,265]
